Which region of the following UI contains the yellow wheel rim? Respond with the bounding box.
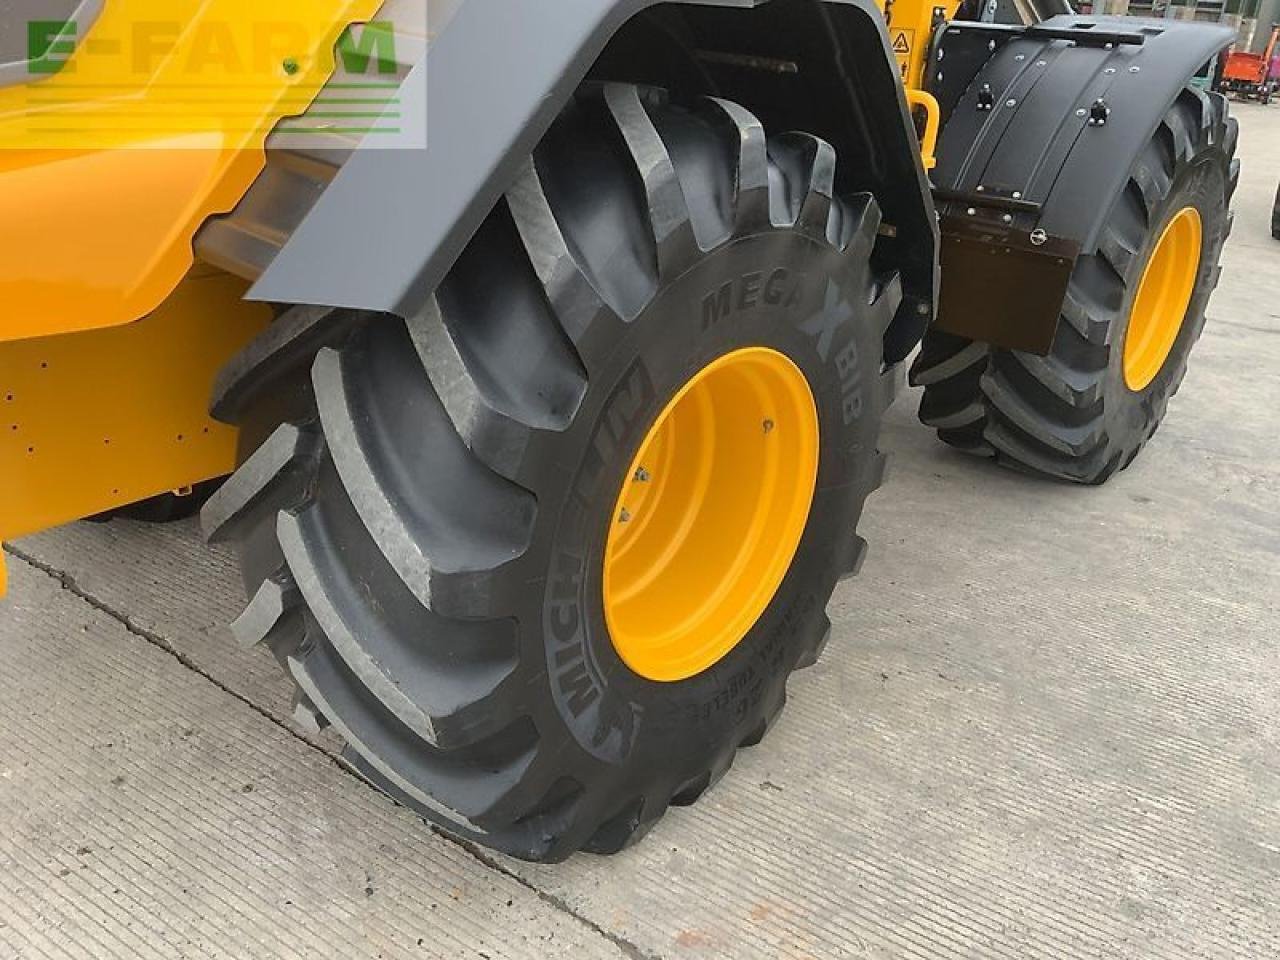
[603,347,819,683]
[1123,206,1203,391]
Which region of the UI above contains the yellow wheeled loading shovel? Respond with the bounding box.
[0,0,1238,860]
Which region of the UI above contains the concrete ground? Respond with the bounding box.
[3,105,1279,960]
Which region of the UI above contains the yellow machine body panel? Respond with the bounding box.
[882,0,955,168]
[0,0,382,343]
[882,0,942,89]
[0,268,273,592]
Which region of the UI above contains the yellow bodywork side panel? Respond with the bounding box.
[881,0,958,168]
[0,268,273,592]
[882,0,962,90]
[0,0,382,343]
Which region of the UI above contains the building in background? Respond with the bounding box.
[1085,0,1280,54]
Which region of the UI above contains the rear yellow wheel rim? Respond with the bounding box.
[603,347,819,683]
[1123,206,1203,391]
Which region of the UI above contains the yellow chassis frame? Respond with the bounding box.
[888,0,951,168]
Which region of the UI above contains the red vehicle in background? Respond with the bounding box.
[1221,24,1280,103]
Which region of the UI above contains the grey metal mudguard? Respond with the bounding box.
[932,15,1235,251]
[249,0,936,349]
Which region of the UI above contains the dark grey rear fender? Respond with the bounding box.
[933,15,1236,251]
[249,0,938,363]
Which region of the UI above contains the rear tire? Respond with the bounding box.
[204,85,900,861]
[913,87,1237,484]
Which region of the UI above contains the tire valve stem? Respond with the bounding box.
[633,467,650,483]
[763,418,775,434]
[619,507,632,524]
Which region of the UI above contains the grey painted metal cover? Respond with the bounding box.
[248,0,927,326]
[250,0,766,317]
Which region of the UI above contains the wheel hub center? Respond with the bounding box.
[1124,205,1203,391]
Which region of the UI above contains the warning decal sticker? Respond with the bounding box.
[891,28,915,81]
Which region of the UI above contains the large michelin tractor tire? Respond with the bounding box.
[202,85,902,861]
[913,87,1237,484]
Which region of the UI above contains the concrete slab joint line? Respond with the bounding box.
[0,542,653,960]
[459,839,662,960]
[3,542,321,756]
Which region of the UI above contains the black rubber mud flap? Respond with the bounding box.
[205,86,901,861]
